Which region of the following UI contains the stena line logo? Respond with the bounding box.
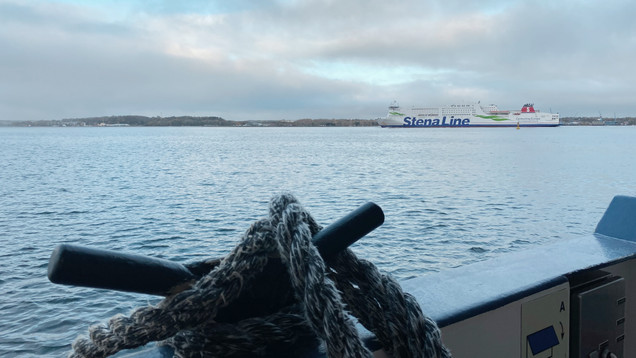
[403,116,470,127]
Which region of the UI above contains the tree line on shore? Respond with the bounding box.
[6,115,378,127]
[560,116,636,126]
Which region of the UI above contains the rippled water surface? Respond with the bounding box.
[1,126,635,356]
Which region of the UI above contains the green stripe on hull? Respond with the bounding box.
[475,115,511,122]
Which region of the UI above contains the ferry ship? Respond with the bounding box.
[378,101,559,127]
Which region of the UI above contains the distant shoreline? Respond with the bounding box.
[1,115,635,127]
[2,116,378,127]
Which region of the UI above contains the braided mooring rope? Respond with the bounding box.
[70,194,452,358]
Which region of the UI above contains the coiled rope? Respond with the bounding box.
[70,194,452,358]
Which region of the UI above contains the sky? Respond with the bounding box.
[1,0,635,122]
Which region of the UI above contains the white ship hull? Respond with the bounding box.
[378,102,559,128]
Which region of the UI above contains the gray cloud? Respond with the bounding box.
[1,0,635,122]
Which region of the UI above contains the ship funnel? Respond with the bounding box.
[521,103,535,113]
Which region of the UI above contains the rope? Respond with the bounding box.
[70,194,451,358]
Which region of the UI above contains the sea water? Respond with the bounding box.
[1,126,635,356]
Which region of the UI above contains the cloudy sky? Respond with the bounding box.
[1,0,635,122]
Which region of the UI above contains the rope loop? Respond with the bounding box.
[70,194,451,358]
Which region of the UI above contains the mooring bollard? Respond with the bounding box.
[48,202,384,297]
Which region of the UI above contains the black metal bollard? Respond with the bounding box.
[48,202,384,297]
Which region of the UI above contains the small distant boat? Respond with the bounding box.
[378,101,560,128]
